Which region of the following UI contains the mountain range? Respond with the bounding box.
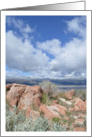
[6,76,86,86]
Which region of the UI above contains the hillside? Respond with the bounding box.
[6,81,86,131]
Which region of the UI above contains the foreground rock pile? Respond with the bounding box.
[6,83,86,131]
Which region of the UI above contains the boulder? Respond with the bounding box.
[6,84,43,109]
[52,100,58,104]
[49,105,59,112]
[69,108,74,112]
[18,86,42,110]
[74,98,86,111]
[26,108,40,118]
[25,85,42,94]
[75,118,85,125]
[65,89,75,100]
[78,114,86,118]
[64,116,69,120]
[39,104,61,119]
[59,97,72,105]
[54,104,67,115]
[6,84,26,107]
[6,84,12,91]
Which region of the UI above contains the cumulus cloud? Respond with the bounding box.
[6,17,34,39]
[37,17,86,77]
[37,38,86,76]
[6,31,49,72]
[6,16,86,78]
[67,16,86,38]
[37,39,62,56]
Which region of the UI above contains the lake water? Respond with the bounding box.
[58,85,86,92]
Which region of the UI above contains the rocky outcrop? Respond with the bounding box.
[69,98,86,112]
[6,83,26,107]
[59,97,72,105]
[65,89,75,100]
[75,118,85,125]
[6,84,42,109]
[18,90,42,110]
[6,84,13,91]
[54,104,67,116]
[39,104,61,119]
[6,83,86,131]
[74,98,86,111]
[18,85,42,109]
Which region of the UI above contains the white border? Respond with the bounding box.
[1,11,91,136]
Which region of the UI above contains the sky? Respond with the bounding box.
[6,15,86,79]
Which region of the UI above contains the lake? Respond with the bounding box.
[57,85,86,92]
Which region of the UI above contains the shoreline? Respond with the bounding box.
[57,85,86,87]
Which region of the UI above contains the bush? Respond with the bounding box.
[6,106,26,131]
[41,93,52,105]
[75,89,86,101]
[6,106,66,131]
[39,80,57,99]
[52,117,61,124]
[41,93,49,104]
[50,123,66,131]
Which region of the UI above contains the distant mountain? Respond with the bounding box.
[6,76,86,86]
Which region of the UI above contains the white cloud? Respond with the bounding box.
[37,39,62,56]
[6,31,49,72]
[37,39,86,77]
[67,16,86,38]
[6,16,86,78]
[6,17,34,38]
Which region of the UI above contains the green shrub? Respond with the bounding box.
[41,92,52,105]
[32,117,50,131]
[52,117,61,123]
[39,80,57,99]
[6,106,26,131]
[75,89,86,101]
[41,93,49,104]
[50,123,66,131]
[6,106,66,131]
[31,103,39,111]
[40,111,44,117]
[66,111,71,116]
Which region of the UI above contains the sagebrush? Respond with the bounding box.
[6,106,66,131]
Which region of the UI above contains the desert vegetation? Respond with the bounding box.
[6,81,86,131]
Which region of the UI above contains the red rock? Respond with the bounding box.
[39,104,61,119]
[6,84,43,109]
[74,127,86,131]
[75,118,85,125]
[25,85,42,94]
[6,84,26,107]
[78,114,86,118]
[74,106,80,111]
[6,84,12,91]
[65,89,75,100]
[49,105,59,112]
[26,108,40,118]
[64,116,69,120]
[69,108,74,112]
[54,104,67,115]
[74,98,86,111]
[18,88,42,110]
[52,100,58,104]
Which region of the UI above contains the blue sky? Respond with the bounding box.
[6,15,86,79]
